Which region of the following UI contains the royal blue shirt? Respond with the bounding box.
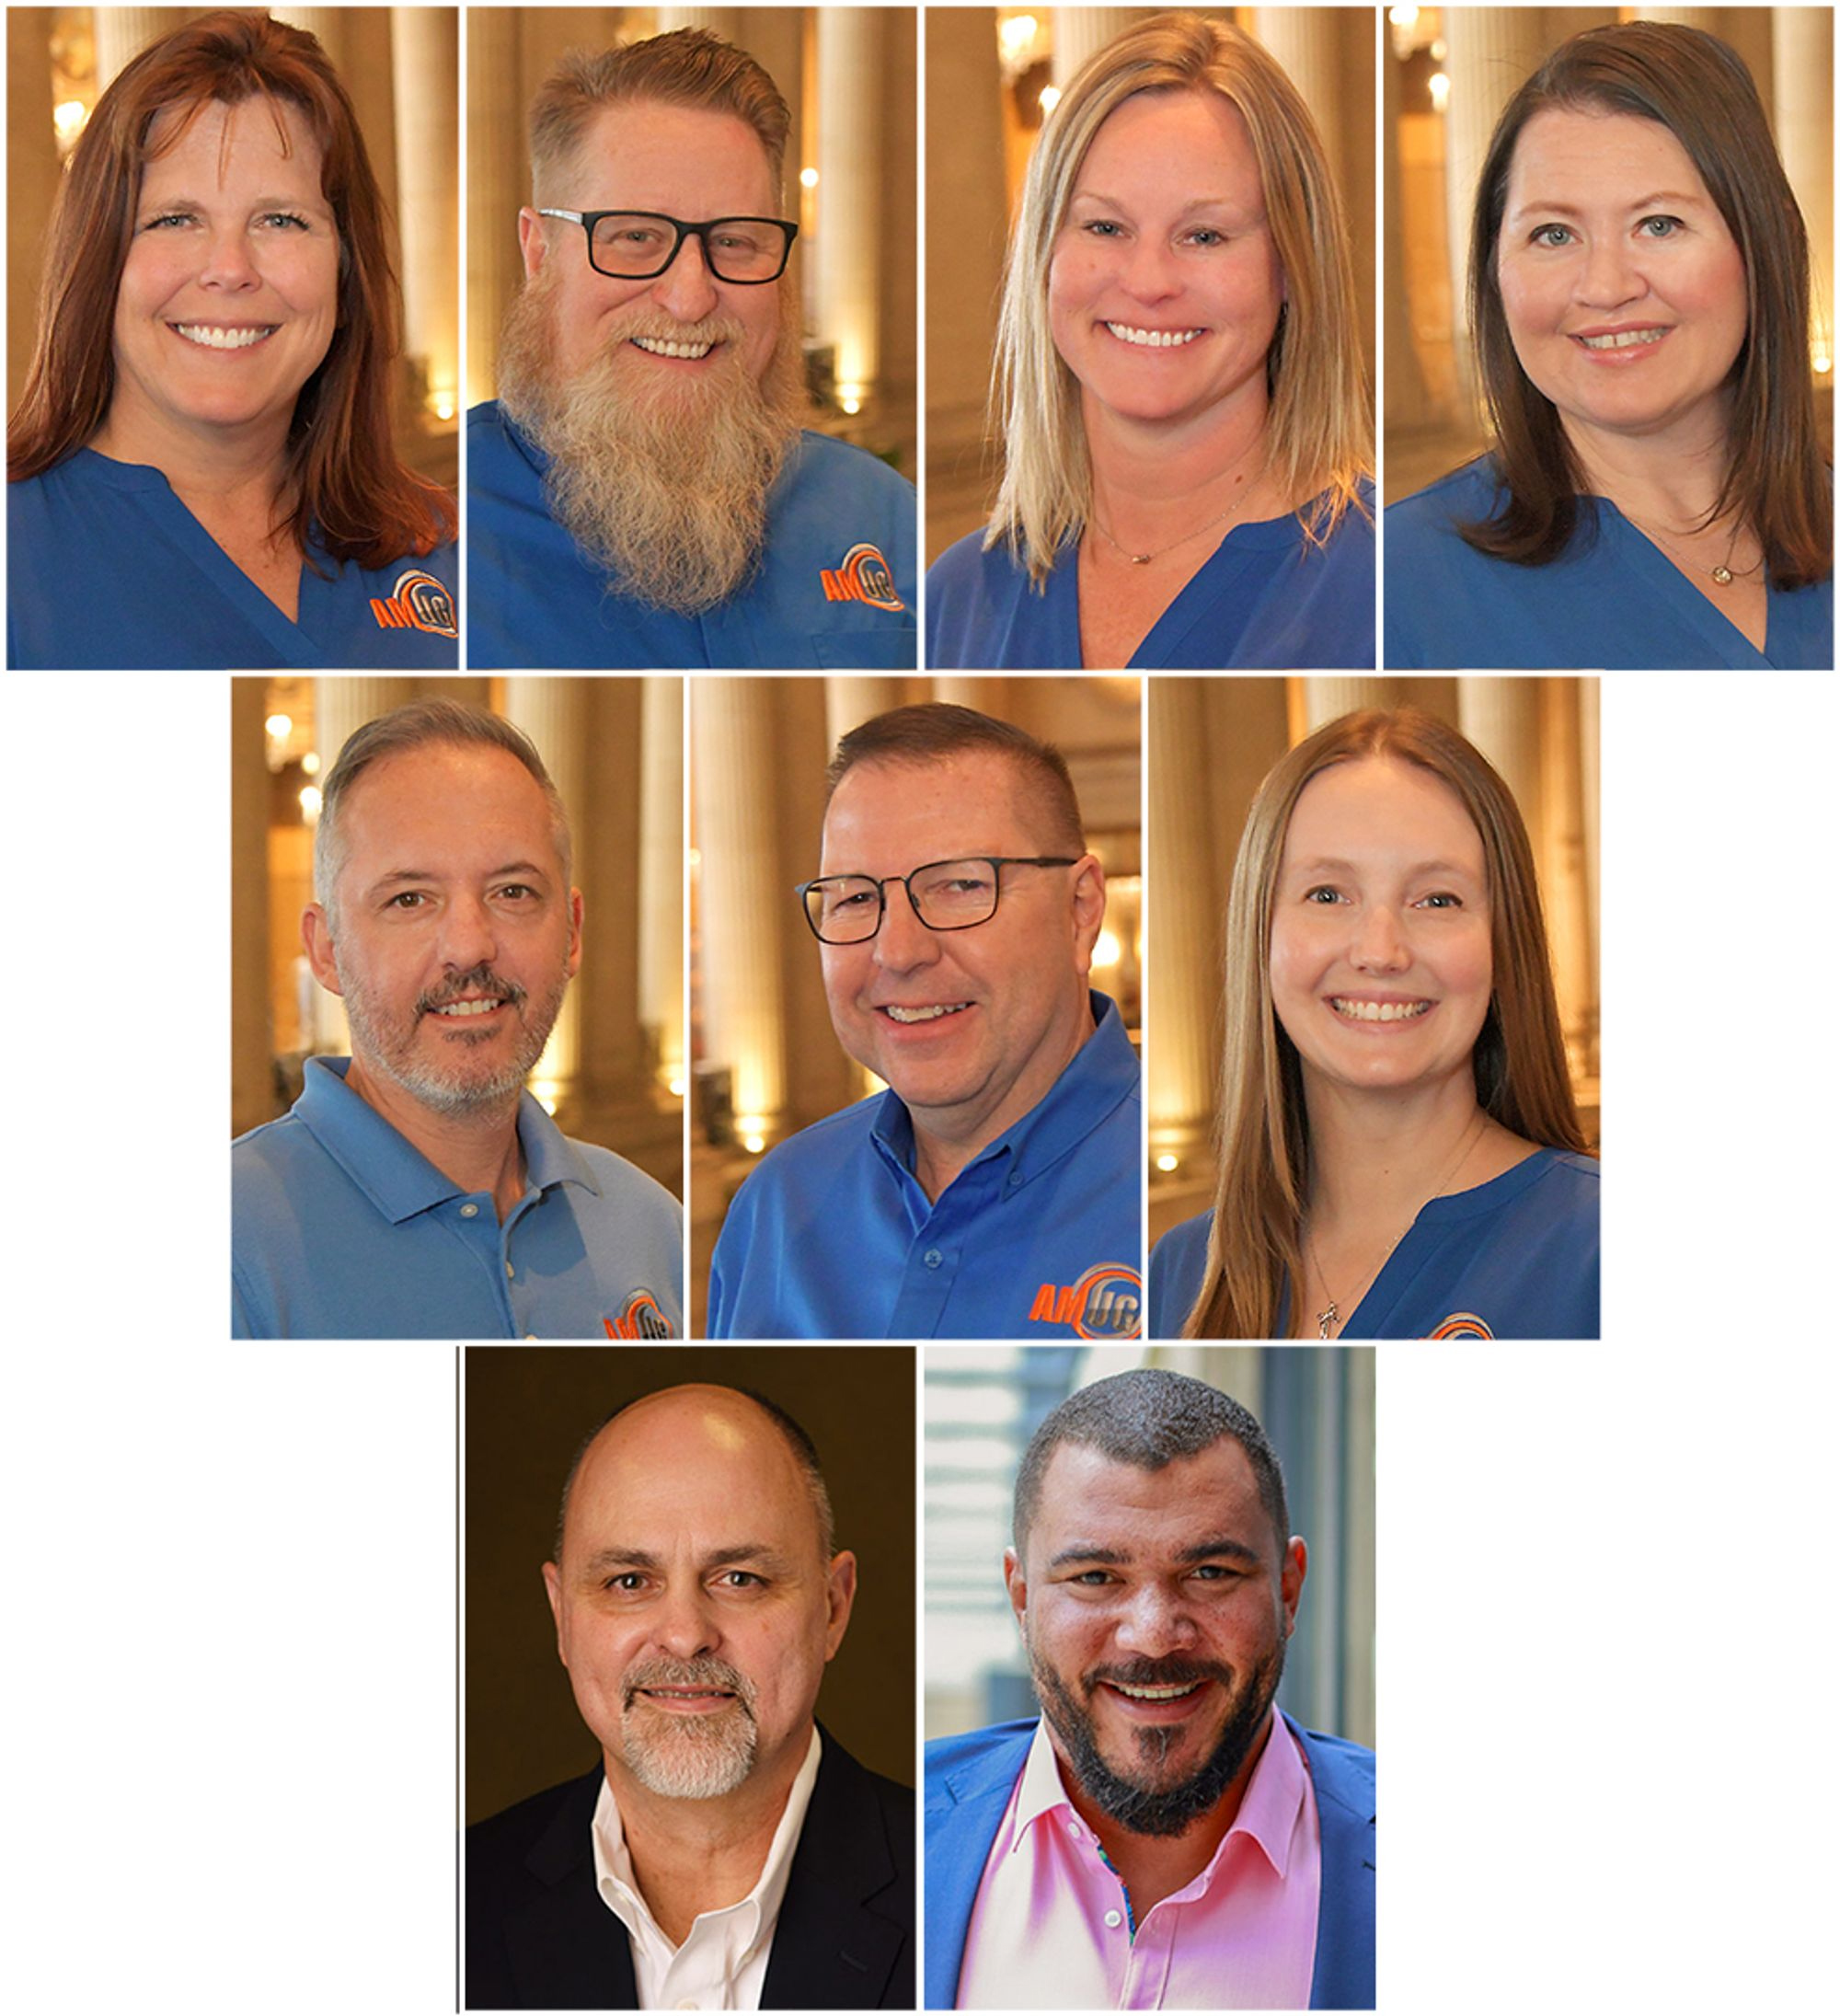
[707,994,1142,1340]
[232,1057,684,1340]
[466,401,917,668]
[1385,459,1834,669]
[7,449,457,670]
[926,483,1374,669]
[1149,1146,1599,1340]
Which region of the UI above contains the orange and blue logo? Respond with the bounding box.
[820,542,905,611]
[604,1290,674,1341]
[370,568,458,638]
[1424,1311,1495,1339]
[1027,1263,1143,1339]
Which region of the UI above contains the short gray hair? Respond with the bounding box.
[313,699,572,926]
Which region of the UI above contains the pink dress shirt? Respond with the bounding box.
[954,1712,1321,2009]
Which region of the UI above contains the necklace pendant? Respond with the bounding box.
[1711,564,1733,585]
[1129,553,1150,566]
[1316,1302,1337,1341]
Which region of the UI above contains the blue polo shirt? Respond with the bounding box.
[233,1058,684,1340]
[466,401,917,668]
[707,994,1142,1340]
[1148,1146,1599,1340]
[8,450,457,670]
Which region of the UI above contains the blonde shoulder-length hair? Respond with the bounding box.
[987,10,1371,584]
[1183,708,1590,1341]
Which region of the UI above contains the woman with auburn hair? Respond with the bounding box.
[1149,709,1598,1341]
[926,11,1372,671]
[1386,22,1831,670]
[8,8,455,669]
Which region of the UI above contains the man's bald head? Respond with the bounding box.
[552,1384,835,1569]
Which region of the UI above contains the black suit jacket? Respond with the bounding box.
[466,1730,914,2010]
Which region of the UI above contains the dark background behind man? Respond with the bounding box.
[466,1343,915,1821]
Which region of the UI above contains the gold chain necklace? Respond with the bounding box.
[1619,505,1762,589]
[1306,1110,1489,1340]
[1090,454,1266,567]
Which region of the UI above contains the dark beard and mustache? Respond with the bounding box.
[1028,1640,1288,1838]
[496,262,806,614]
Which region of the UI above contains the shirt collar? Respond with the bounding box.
[868,990,1136,1192]
[587,1727,823,1960]
[1013,1708,1307,1885]
[294,1055,598,1225]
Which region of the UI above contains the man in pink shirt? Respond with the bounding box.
[924,1369,1374,2009]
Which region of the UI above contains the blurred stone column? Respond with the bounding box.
[232,681,275,1136]
[1301,677,1399,730]
[639,676,685,1097]
[272,8,348,69]
[95,8,187,86]
[8,9,60,417]
[1537,680,1595,1083]
[1575,678,1601,1080]
[1052,8,1142,86]
[693,681,789,1139]
[502,679,587,1112]
[1456,675,1543,860]
[825,677,903,751]
[466,6,523,406]
[1249,7,1344,192]
[391,6,460,422]
[1384,24,1432,424]
[1773,8,1834,364]
[1147,681,1217,1169]
[656,7,742,38]
[1441,9,1545,417]
[932,676,1004,716]
[1628,7,1720,25]
[816,7,882,406]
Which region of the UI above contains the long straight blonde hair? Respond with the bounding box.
[987,11,1371,584]
[1182,709,1590,1340]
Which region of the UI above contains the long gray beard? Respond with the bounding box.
[497,272,804,614]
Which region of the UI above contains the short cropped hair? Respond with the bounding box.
[314,699,571,925]
[1464,22,1830,588]
[528,28,790,204]
[551,1387,836,1566]
[1014,1368,1289,1559]
[826,703,1086,857]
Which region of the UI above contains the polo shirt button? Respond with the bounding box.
[1104,1909,1122,1929]
[924,1248,942,1269]
[504,1261,514,1280]
[1066,1820,1081,1837]
[459,1203,478,1218]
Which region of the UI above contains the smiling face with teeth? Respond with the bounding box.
[815,750,1105,1187]
[1047,86,1284,437]
[1006,1436,1304,1839]
[1268,756,1494,1110]
[303,741,581,1128]
[543,1388,857,1819]
[106,97,339,456]
[1496,106,1748,453]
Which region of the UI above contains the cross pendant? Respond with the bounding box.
[1316,1302,1337,1341]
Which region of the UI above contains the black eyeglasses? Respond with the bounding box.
[536,209,799,284]
[796,858,1079,945]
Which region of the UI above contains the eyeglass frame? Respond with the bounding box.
[794,856,1082,945]
[535,209,799,284]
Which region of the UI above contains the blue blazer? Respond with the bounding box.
[923,1713,1374,2010]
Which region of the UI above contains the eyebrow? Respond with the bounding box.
[1048,1537,1262,1571]
[365,860,551,892]
[1070,189,1258,221]
[580,1542,794,1577]
[1287,855,1480,879]
[1507,189,1708,222]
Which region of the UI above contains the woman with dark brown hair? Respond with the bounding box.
[1149,709,1598,1341]
[8,9,455,669]
[1386,22,1831,670]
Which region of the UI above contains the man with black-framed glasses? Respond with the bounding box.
[708,704,1143,1340]
[468,28,915,669]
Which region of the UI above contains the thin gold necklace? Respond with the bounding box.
[1306,1110,1489,1340]
[1091,454,1266,567]
[1617,504,1762,588]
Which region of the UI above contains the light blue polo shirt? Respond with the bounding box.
[233,1058,684,1340]
[707,994,1142,1340]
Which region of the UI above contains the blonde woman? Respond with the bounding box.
[927,12,1371,671]
[1150,710,1597,1341]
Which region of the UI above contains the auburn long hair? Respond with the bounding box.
[1462,22,1830,589]
[1181,709,1590,1341]
[7,8,453,567]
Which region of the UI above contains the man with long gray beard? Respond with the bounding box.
[467,1385,914,2010]
[925,1369,1375,2009]
[231,699,683,1339]
[468,29,916,669]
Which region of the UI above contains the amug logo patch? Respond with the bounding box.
[820,542,905,611]
[370,568,458,638]
[604,1291,674,1341]
[1424,1311,1495,1339]
[1027,1263,1144,1340]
